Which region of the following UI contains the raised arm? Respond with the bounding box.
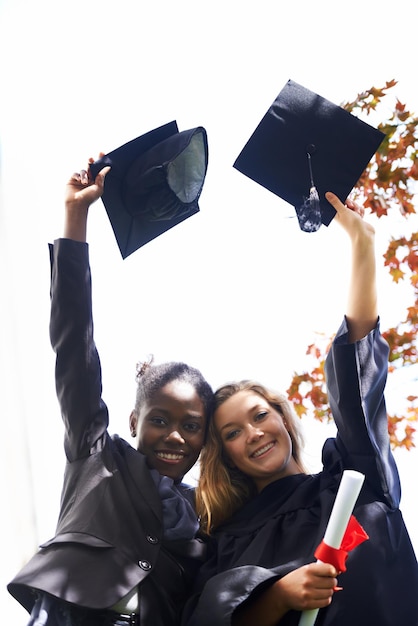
[51,157,111,460]
[63,155,110,241]
[325,192,377,342]
[324,193,400,508]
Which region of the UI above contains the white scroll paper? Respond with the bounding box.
[297,469,365,626]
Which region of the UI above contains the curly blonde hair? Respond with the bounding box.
[196,380,306,534]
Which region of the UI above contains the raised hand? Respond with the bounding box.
[63,155,110,242]
[326,191,375,242]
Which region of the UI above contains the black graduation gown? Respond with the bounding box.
[184,320,418,626]
[8,239,205,626]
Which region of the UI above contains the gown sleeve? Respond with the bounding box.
[183,566,282,626]
[324,317,401,508]
[49,238,109,462]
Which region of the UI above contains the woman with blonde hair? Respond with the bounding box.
[185,192,418,626]
[197,382,306,534]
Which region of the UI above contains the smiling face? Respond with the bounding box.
[130,379,206,482]
[214,390,301,491]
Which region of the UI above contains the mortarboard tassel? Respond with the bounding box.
[295,146,322,233]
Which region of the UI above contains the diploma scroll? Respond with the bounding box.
[298,469,365,626]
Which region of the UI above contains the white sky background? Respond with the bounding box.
[1,0,417,620]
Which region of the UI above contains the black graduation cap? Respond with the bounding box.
[233,79,385,232]
[90,121,209,258]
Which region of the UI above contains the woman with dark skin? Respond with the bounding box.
[184,193,418,626]
[8,159,213,626]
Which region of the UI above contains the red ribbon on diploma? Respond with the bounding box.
[314,515,369,572]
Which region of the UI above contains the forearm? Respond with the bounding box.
[345,228,378,342]
[325,192,378,343]
[232,582,287,626]
[185,566,282,626]
[63,205,89,241]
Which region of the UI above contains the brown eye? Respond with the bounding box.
[184,423,201,433]
[149,417,167,427]
[225,429,240,441]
